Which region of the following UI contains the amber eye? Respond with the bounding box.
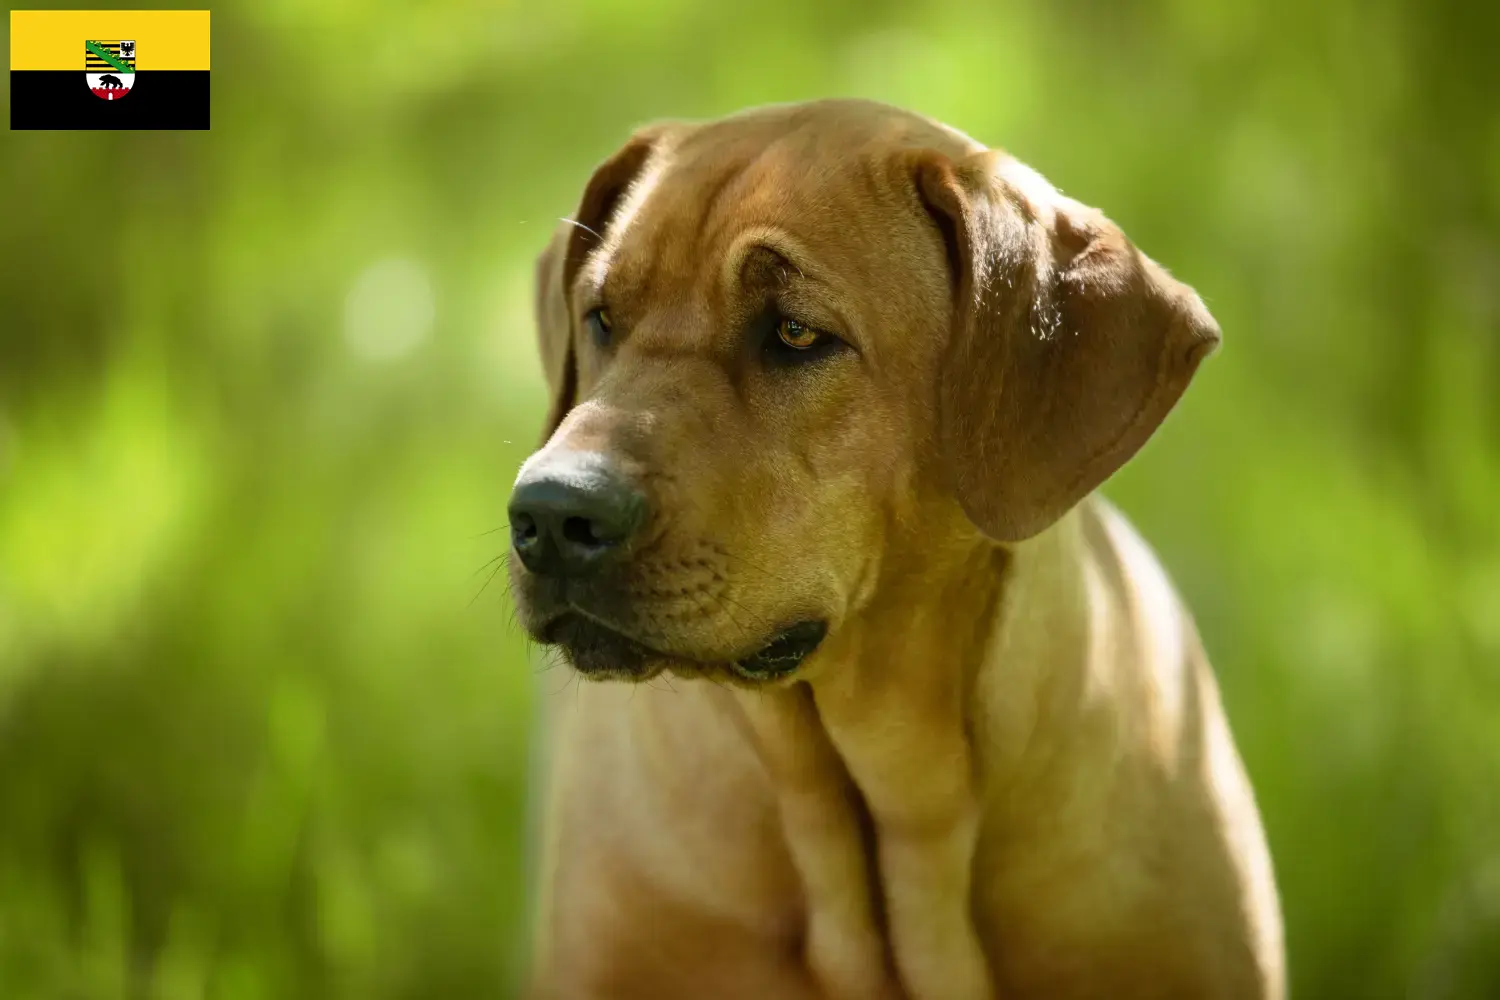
[776,317,822,350]
[585,307,613,346]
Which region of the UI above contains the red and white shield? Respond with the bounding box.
[87,71,135,100]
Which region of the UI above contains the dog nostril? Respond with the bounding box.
[562,515,603,547]
[512,513,539,544]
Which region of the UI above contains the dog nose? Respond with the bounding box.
[508,456,647,578]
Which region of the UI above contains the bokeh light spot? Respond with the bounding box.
[343,257,435,361]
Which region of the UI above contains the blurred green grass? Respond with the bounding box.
[2,0,1498,997]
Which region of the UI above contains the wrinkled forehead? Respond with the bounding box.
[581,115,949,312]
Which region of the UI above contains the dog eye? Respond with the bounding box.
[762,313,845,367]
[775,317,823,351]
[584,308,613,346]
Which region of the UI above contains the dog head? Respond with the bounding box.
[507,99,1218,683]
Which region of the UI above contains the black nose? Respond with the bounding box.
[508,456,648,578]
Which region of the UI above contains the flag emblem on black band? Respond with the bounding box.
[85,40,136,100]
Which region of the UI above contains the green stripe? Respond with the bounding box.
[85,41,130,74]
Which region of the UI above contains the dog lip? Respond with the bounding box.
[732,620,828,680]
[542,609,635,647]
[542,607,702,668]
[545,607,649,648]
[539,610,827,682]
[543,611,662,678]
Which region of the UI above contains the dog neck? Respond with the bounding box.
[804,501,1098,793]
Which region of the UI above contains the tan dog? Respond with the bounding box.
[509,99,1284,1000]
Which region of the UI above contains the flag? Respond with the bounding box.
[10,10,210,130]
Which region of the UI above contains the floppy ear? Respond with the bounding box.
[532,127,669,444]
[913,150,1221,543]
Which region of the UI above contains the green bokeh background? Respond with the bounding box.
[2,1,1497,997]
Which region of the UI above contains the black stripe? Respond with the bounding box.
[10,71,209,130]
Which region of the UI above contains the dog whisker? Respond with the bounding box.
[676,585,742,648]
[696,586,759,654]
[471,551,508,578]
[712,590,778,631]
[468,552,510,609]
[559,217,604,242]
[666,493,795,589]
[549,656,581,698]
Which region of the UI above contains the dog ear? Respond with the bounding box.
[532,127,669,444]
[533,221,579,446]
[912,150,1221,543]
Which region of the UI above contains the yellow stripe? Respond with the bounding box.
[9,10,210,70]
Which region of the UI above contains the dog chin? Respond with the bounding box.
[539,614,827,684]
[542,614,665,680]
